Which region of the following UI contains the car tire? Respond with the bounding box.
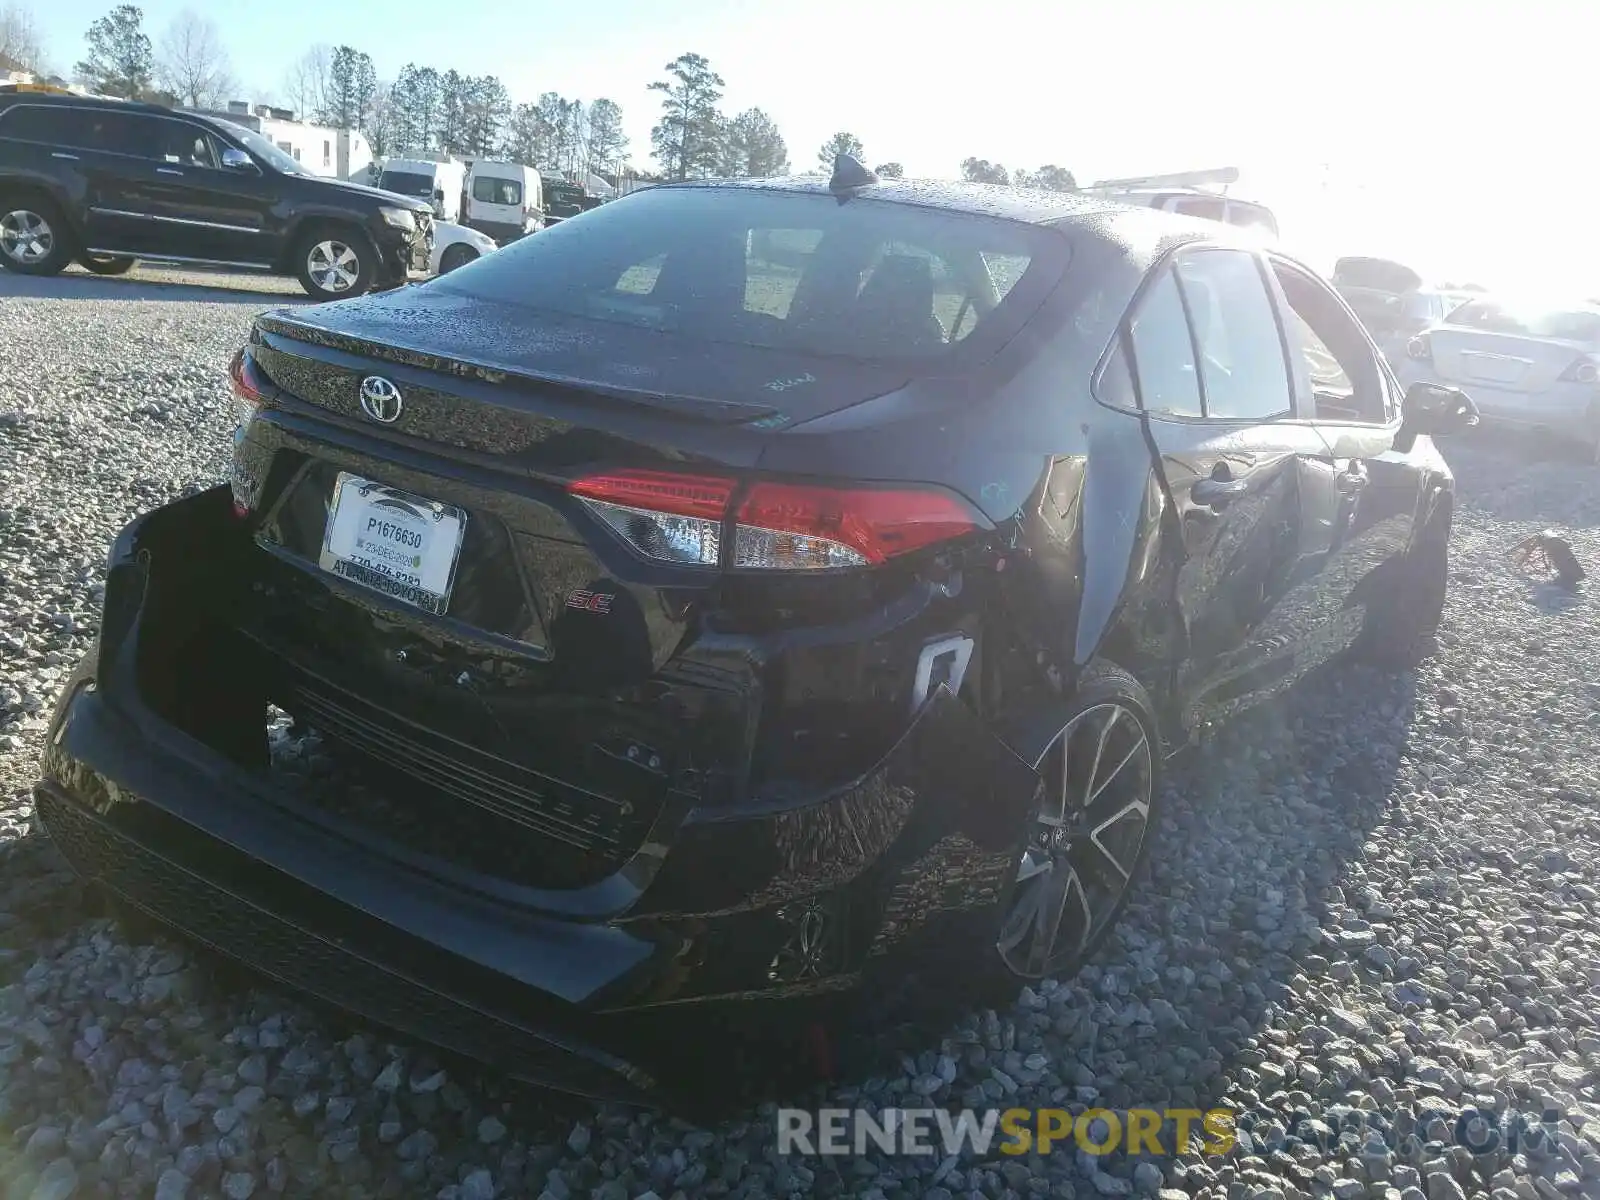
[979,661,1163,991]
[293,224,377,300]
[80,254,137,276]
[1352,493,1451,669]
[439,243,478,274]
[0,194,76,276]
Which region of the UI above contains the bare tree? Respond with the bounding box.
[585,98,628,178]
[0,2,46,73]
[155,10,234,109]
[283,44,332,123]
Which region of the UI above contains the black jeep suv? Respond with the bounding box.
[0,90,434,299]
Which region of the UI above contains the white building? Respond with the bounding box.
[182,102,374,182]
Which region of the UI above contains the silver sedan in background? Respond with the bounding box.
[1397,296,1600,462]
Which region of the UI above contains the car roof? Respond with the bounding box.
[0,91,173,117]
[651,175,1274,265]
[656,175,1130,226]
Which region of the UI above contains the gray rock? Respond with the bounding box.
[25,1126,66,1159]
[398,1129,438,1161]
[28,1158,79,1200]
[477,1116,507,1145]
[233,1085,264,1114]
[154,1169,189,1200]
[1133,1162,1165,1194]
[1092,1173,1133,1196]
[222,1173,257,1200]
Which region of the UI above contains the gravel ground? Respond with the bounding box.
[1,277,1598,1200]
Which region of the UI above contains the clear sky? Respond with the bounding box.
[23,0,1596,294]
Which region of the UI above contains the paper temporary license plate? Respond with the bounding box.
[318,473,467,615]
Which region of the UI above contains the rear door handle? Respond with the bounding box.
[156,167,184,176]
[52,152,80,161]
[1192,477,1251,506]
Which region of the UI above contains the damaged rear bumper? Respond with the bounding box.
[36,488,1040,1101]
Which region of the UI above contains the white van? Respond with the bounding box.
[1080,167,1278,238]
[377,157,467,224]
[463,161,544,244]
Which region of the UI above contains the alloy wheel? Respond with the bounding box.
[307,240,360,293]
[0,209,53,264]
[996,701,1154,979]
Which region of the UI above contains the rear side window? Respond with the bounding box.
[1173,250,1292,420]
[0,104,97,149]
[472,176,522,206]
[87,112,165,159]
[1128,270,1202,416]
[436,186,1069,365]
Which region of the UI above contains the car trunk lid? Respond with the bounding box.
[253,288,917,450]
[1424,328,1590,393]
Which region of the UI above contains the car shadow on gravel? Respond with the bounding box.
[737,657,1423,1158]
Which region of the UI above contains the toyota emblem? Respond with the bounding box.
[359,376,403,423]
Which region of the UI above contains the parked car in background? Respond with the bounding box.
[428,219,496,274]
[0,91,433,299]
[1081,168,1279,237]
[462,160,543,243]
[1332,257,1463,360]
[542,177,591,225]
[1398,295,1600,461]
[36,158,1477,1107]
[377,157,467,224]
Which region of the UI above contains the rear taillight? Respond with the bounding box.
[733,482,982,568]
[1560,356,1600,384]
[569,470,734,566]
[228,348,270,519]
[568,469,987,571]
[1406,334,1432,361]
[229,347,268,429]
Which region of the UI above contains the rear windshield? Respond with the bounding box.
[379,170,434,197]
[434,185,1068,364]
[1446,299,1600,342]
[472,176,522,205]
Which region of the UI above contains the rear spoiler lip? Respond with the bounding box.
[255,310,786,426]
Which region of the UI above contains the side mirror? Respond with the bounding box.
[1393,381,1479,452]
[220,147,255,172]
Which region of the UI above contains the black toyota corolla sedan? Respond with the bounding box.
[35,159,1477,1106]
